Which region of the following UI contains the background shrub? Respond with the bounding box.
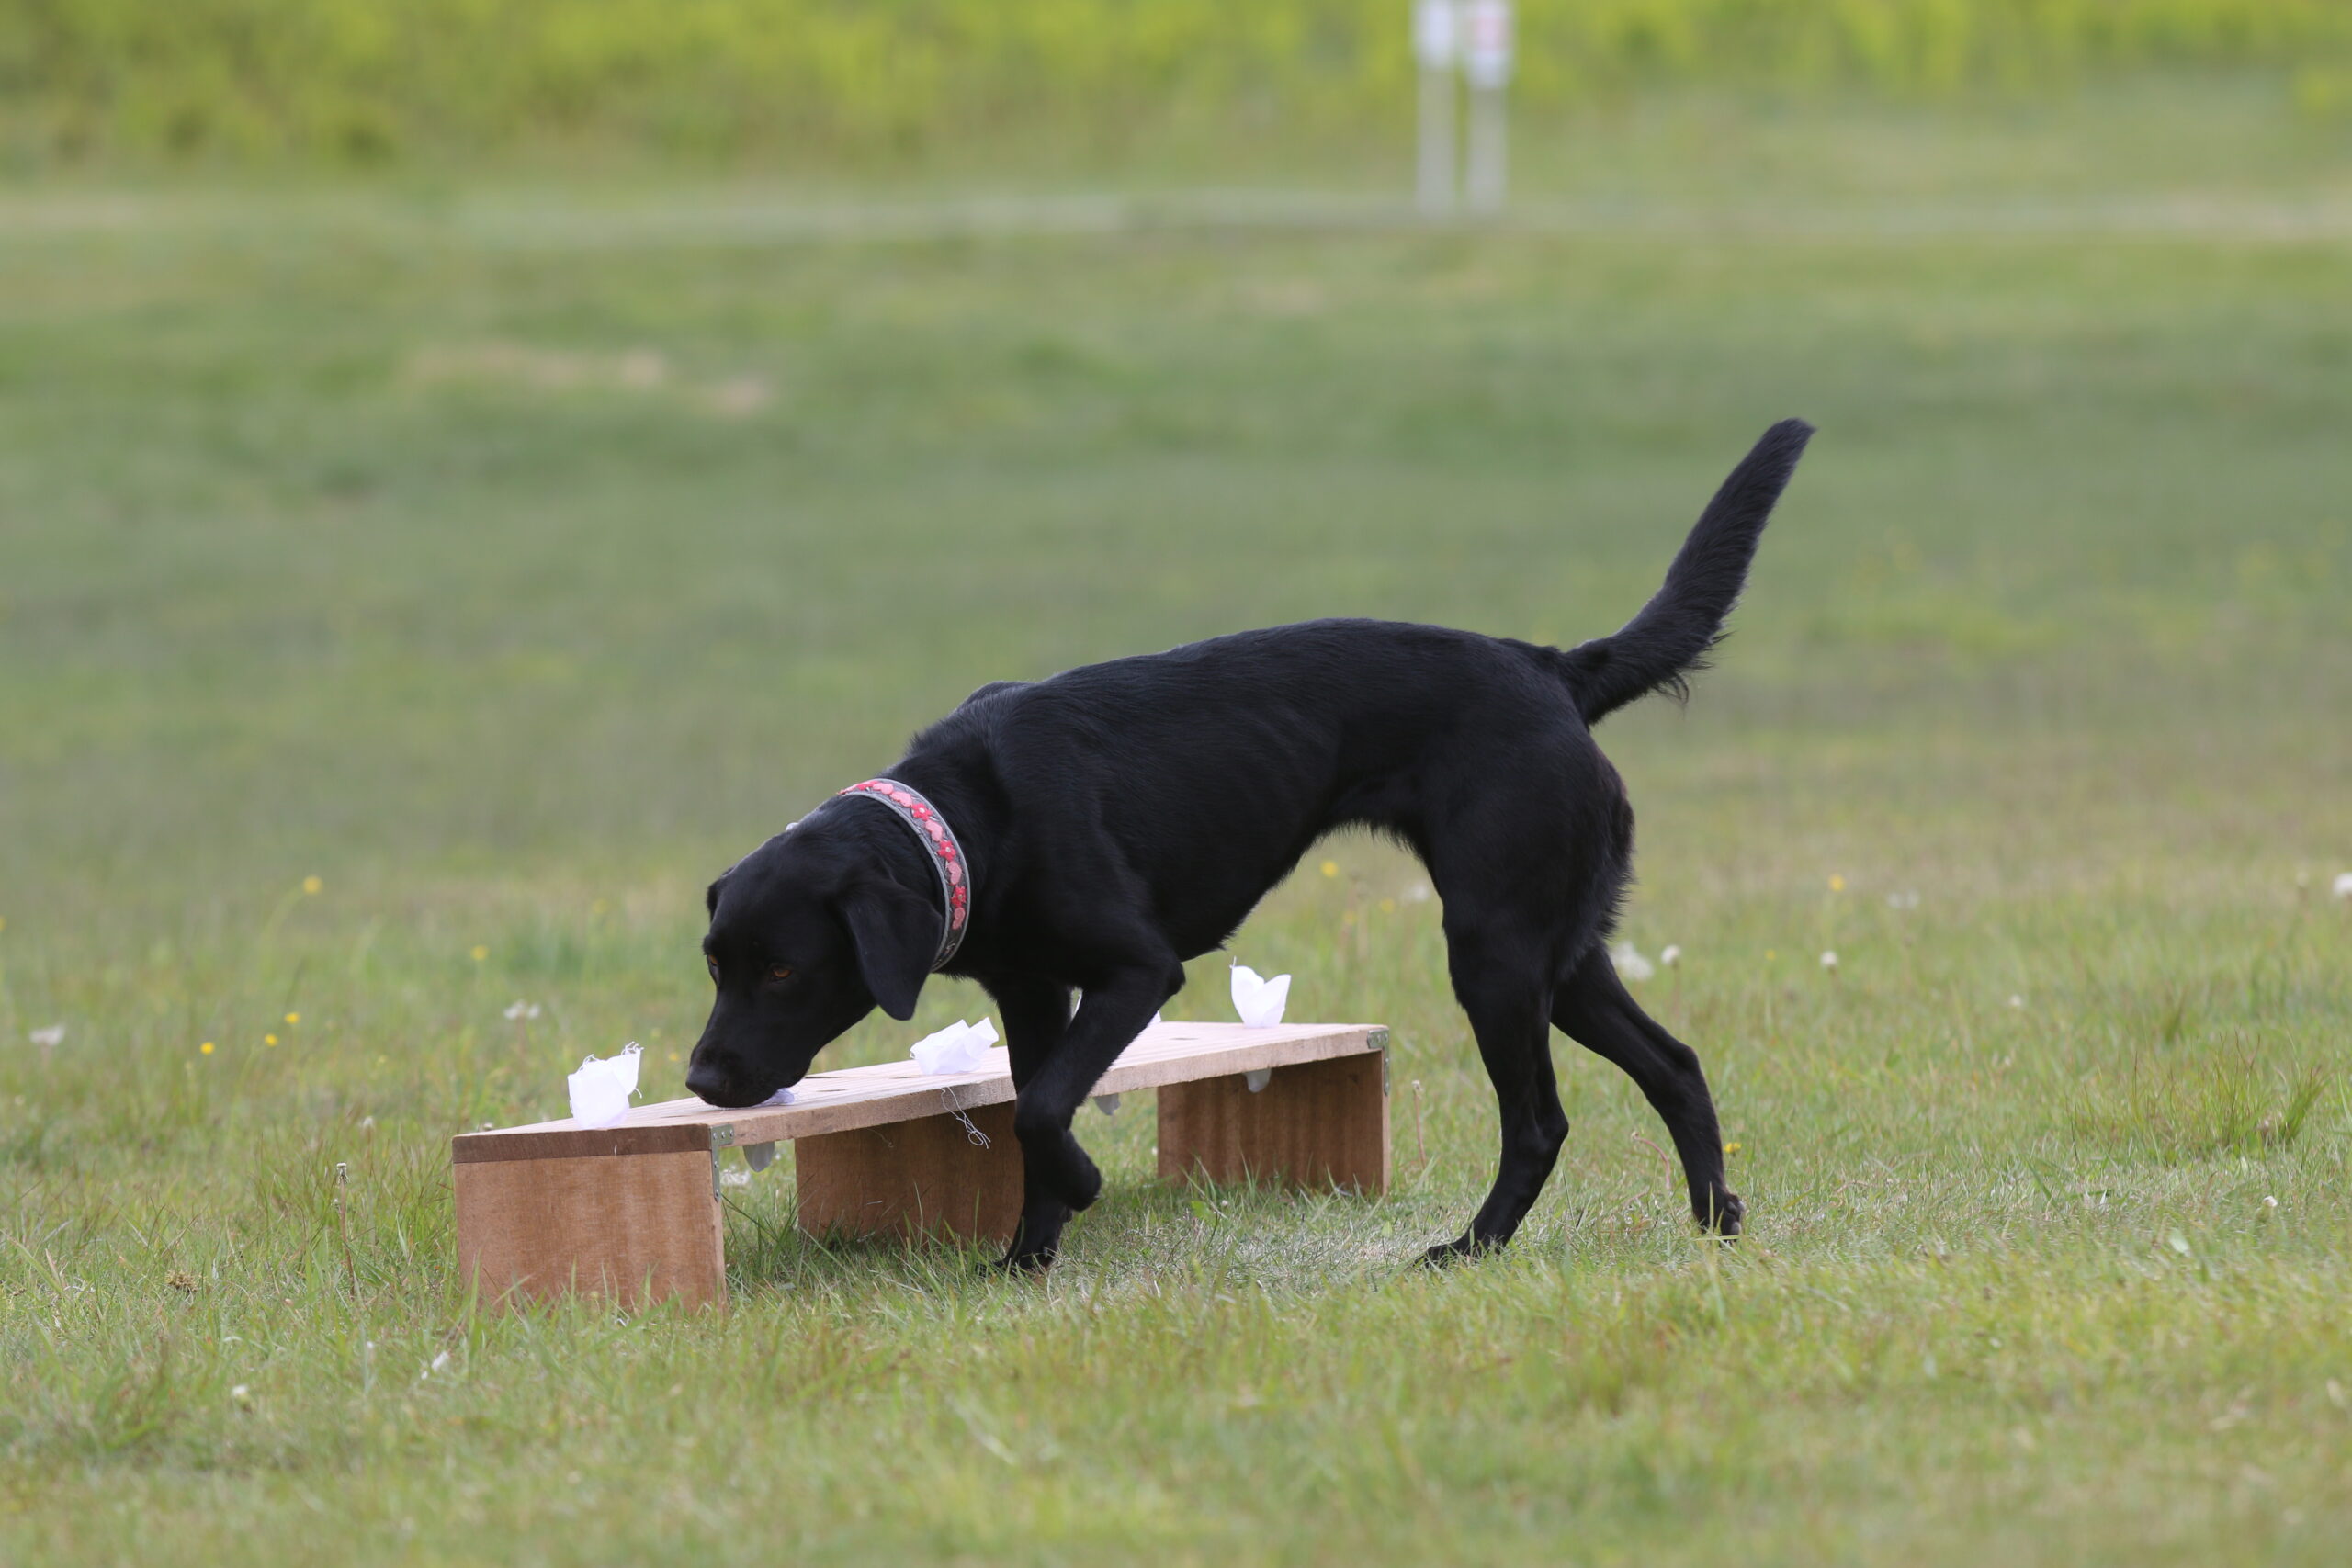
[6,0,2352,168]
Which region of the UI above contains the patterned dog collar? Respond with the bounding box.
[835,779,970,970]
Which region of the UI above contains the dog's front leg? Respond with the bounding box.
[999,967,1177,1272]
[983,974,1078,1267]
[985,974,1075,1093]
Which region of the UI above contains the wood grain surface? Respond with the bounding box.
[1158,1054,1390,1195]
[794,1101,1023,1241]
[455,1146,725,1309]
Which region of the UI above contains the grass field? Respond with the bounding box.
[4,82,2351,1565]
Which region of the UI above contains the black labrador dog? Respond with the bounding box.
[689,419,1813,1269]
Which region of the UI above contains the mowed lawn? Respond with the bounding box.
[3,90,2351,1564]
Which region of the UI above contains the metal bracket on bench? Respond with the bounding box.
[1243,1068,1272,1094]
[743,1141,778,1171]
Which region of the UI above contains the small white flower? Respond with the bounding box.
[2007,994,2025,1010]
[1610,942,1655,983]
[2334,872,2352,902]
[1819,950,1839,972]
[2263,1195,2279,1210]
[28,1024,63,1048]
[503,1000,542,1021]
[230,1384,253,1406]
[1659,944,1681,968]
[1886,889,1921,910]
[1400,881,1432,905]
[719,1167,751,1189]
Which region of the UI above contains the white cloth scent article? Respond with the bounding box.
[910,1018,999,1075]
[566,1043,642,1128]
[1230,964,1291,1028]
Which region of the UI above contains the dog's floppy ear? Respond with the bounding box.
[841,879,937,1021]
[705,868,732,919]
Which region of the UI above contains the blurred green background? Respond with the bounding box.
[7,0,2352,172]
[4,6,2351,1565]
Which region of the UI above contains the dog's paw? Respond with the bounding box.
[993,1244,1057,1276]
[1035,1132,1102,1211]
[1013,1122,1103,1213]
[1064,1143,1103,1212]
[1420,1233,1499,1267]
[1697,1188,1746,1236]
[995,1201,1069,1274]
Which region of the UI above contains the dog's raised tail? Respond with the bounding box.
[1556,418,1813,726]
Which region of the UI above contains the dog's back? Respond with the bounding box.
[910,417,1815,936]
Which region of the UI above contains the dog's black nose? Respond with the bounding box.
[684,1057,733,1106]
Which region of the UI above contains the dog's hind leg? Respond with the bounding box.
[1426,922,1571,1263]
[1552,944,1743,1235]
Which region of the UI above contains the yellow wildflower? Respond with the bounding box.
[301,876,322,895]
[199,1042,215,1055]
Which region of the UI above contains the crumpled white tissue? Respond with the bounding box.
[910,1017,999,1075]
[755,1086,797,1107]
[567,1043,641,1128]
[1230,964,1291,1028]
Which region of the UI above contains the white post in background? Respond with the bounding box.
[1413,0,1459,218]
[1463,0,1512,215]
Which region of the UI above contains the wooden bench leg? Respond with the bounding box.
[455,1148,726,1310]
[1157,1051,1390,1194]
[795,1101,1023,1242]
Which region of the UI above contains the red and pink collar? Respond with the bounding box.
[835,778,970,970]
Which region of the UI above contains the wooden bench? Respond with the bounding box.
[453,1019,1389,1308]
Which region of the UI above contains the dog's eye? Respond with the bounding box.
[705,956,720,982]
[767,966,794,983]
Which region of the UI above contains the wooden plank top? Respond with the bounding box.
[453,1020,1387,1164]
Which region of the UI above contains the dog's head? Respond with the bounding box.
[684,818,940,1108]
